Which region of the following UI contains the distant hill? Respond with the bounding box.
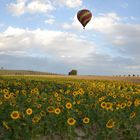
[0,69,59,75]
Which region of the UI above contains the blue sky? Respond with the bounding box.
[0,0,140,75]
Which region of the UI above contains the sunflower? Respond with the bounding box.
[105,102,113,110]
[22,90,27,96]
[3,89,9,94]
[73,91,78,96]
[99,96,106,102]
[88,91,94,96]
[120,102,126,109]
[10,111,20,120]
[37,104,42,109]
[76,100,81,105]
[113,95,116,99]
[66,102,72,109]
[125,95,131,100]
[10,92,16,98]
[40,111,46,117]
[134,99,139,107]
[26,108,33,115]
[130,112,136,119]
[67,118,76,126]
[127,101,132,107]
[26,98,31,103]
[47,106,54,113]
[4,93,11,100]
[120,94,124,98]
[34,88,39,94]
[54,92,58,97]
[30,89,35,94]
[32,116,40,124]
[83,117,90,124]
[106,119,115,128]
[54,108,61,115]
[57,97,61,101]
[100,102,106,109]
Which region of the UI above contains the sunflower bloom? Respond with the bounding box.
[40,111,46,117]
[4,93,11,100]
[10,111,20,120]
[26,108,33,115]
[127,101,132,107]
[83,117,90,124]
[120,102,126,109]
[100,102,106,109]
[54,108,61,115]
[32,116,40,124]
[3,89,9,94]
[47,106,54,113]
[106,119,115,128]
[66,102,72,109]
[67,118,76,126]
[54,92,58,97]
[130,112,136,119]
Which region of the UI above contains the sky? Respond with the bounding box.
[0,0,140,75]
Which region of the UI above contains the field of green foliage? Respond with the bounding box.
[0,76,140,140]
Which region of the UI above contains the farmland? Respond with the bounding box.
[0,75,140,140]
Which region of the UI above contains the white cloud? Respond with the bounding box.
[8,0,82,16]
[8,1,25,16]
[8,0,54,16]
[89,13,120,32]
[62,12,140,57]
[0,26,95,58]
[62,15,82,29]
[0,26,140,75]
[45,18,55,25]
[27,1,54,14]
[56,0,82,8]
[62,23,71,29]
[63,12,120,31]
[62,12,121,31]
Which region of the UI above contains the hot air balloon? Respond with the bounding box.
[77,9,92,29]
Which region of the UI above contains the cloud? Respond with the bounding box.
[62,12,120,31]
[8,0,54,16]
[8,1,25,16]
[45,18,55,25]
[1,51,140,75]
[8,0,82,16]
[63,12,140,56]
[56,0,82,8]
[0,26,95,59]
[27,1,54,14]
[1,11,140,75]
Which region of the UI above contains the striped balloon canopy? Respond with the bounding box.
[77,9,92,29]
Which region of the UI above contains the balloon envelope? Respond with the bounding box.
[77,9,92,28]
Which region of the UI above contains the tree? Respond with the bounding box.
[68,70,77,75]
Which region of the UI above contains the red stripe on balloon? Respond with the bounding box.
[80,13,92,27]
[77,9,91,20]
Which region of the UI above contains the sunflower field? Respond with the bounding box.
[0,76,140,140]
